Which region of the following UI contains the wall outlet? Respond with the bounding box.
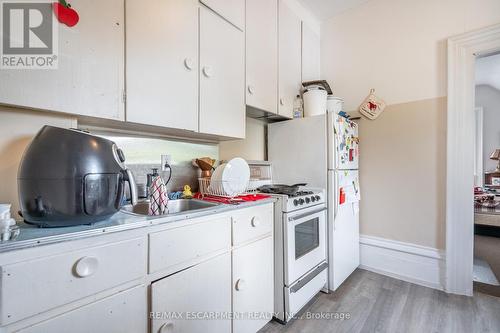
[161,154,172,171]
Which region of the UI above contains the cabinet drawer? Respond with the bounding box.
[232,204,273,246]
[0,237,146,325]
[149,216,231,274]
[200,0,245,30]
[16,285,147,333]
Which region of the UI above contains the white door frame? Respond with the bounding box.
[446,23,500,296]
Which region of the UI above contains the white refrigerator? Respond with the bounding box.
[268,111,360,291]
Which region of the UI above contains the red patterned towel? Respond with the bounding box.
[149,176,168,215]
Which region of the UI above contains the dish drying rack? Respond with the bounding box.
[198,178,252,198]
[198,161,272,198]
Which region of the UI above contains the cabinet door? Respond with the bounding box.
[302,22,321,82]
[199,7,245,138]
[151,253,231,333]
[126,0,199,131]
[0,0,124,120]
[199,0,245,30]
[232,237,274,333]
[17,285,147,333]
[246,0,278,114]
[278,0,302,119]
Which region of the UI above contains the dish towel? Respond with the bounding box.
[149,175,168,215]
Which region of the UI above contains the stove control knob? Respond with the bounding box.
[311,196,316,202]
[315,195,321,201]
[299,199,305,205]
[293,199,299,206]
[305,197,311,203]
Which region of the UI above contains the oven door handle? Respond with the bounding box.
[288,207,327,222]
[290,262,328,293]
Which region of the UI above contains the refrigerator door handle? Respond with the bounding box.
[333,171,338,230]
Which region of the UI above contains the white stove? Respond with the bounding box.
[263,187,328,323]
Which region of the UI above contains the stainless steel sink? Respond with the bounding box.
[121,199,220,216]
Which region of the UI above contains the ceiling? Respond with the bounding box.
[476,53,500,91]
[296,0,371,21]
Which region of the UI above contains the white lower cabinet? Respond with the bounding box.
[0,204,274,333]
[16,285,147,333]
[0,237,146,325]
[232,236,274,333]
[151,253,232,333]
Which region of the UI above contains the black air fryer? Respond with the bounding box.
[18,126,138,227]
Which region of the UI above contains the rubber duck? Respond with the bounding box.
[182,185,193,199]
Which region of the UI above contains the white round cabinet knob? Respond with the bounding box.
[235,278,246,291]
[280,98,285,106]
[184,57,194,71]
[202,66,213,78]
[74,256,98,278]
[248,85,255,95]
[159,322,174,333]
[251,216,261,227]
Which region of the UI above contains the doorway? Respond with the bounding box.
[446,23,500,296]
[473,53,500,297]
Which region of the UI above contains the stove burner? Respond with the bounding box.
[257,184,307,196]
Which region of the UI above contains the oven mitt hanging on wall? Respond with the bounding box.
[149,175,168,216]
[359,89,386,120]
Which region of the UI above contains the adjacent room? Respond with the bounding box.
[0,0,500,332]
[473,52,500,297]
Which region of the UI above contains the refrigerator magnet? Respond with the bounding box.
[339,188,346,205]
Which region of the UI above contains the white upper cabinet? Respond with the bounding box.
[0,0,124,120]
[199,7,245,138]
[126,0,199,132]
[200,0,245,30]
[302,22,321,82]
[278,0,302,119]
[246,0,278,114]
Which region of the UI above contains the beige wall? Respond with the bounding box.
[219,117,267,161]
[359,98,447,248]
[322,0,500,111]
[0,106,76,218]
[322,0,500,249]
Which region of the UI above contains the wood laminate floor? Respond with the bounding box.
[259,269,500,333]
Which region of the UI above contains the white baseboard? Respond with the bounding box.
[359,235,446,291]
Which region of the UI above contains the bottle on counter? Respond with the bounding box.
[293,95,304,118]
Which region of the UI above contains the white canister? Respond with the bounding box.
[303,88,327,117]
[327,96,344,114]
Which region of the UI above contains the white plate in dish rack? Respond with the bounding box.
[210,163,226,183]
[210,158,249,196]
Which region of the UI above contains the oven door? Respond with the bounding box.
[284,205,327,285]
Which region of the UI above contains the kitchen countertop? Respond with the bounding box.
[0,198,276,253]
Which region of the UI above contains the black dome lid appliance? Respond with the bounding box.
[18,126,138,227]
